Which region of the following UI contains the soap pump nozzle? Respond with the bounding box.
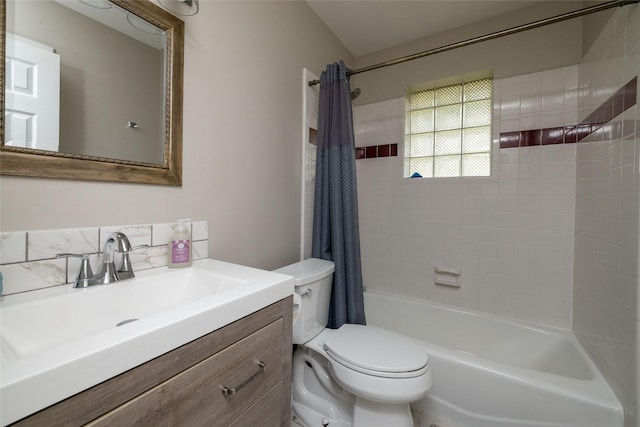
[176,218,191,230]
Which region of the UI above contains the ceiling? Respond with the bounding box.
[306,0,558,57]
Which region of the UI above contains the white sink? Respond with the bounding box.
[2,267,246,359]
[0,258,294,426]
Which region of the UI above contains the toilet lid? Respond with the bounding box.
[323,324,429,376]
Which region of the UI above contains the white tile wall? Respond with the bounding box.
[573,4,640,426]
[0,220,209,295]
[353,98,405,148]
[302,68,320,260]
[354,66,581,329]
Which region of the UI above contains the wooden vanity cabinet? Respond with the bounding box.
[12,297,293,427]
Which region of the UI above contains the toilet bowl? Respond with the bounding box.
[275,258,432,427]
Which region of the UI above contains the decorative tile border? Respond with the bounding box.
[500,76,637,148]
[355,143,398,160]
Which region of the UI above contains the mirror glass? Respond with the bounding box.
[6,0,165,164]
[0,0,184,185]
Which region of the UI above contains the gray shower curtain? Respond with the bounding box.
[311,61,366,329]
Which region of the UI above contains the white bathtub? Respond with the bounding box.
[363,291,623,427]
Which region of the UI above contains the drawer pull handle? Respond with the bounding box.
[221,361,265,396]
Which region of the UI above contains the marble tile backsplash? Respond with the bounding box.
[0,221,209,295]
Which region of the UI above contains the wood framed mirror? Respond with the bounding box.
[0,0,184,185]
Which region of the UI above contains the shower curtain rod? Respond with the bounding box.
[308,0,638,86]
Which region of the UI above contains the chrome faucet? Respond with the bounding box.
[57,232,148,288]
[94,232,148,284]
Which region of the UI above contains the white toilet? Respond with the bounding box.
[276,258,432,427]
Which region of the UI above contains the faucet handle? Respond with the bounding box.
[56,253,99,288]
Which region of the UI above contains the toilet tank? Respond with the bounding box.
[275,258,335,344]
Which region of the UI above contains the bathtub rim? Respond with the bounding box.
[364,289,572,336]
[362,289,624,417]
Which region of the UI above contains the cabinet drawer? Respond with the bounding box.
[89,319,284,426]
[229,382,283,427]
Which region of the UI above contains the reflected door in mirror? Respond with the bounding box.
[5,34,60,151]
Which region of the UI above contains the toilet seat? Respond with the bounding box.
[324,324,429,379]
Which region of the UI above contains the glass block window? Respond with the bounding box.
[405,78,492,178]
